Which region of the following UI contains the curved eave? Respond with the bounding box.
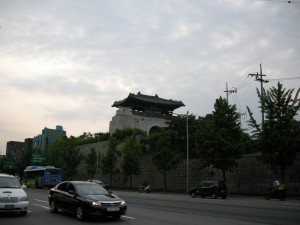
[112,94,185,110]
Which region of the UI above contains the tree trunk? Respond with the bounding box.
[222,169,226,184]
[130,174,132,189]
[164,172,167,191]
[109,172,113,187]
[280,168,285,182]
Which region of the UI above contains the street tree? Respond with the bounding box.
[247,82,300,181]
[100,137,118,186]
[151,130,181,191]
[121,135,142,189]
[195,97,245,183]
[85,147,97,178]
[166,114,200,158]
[48,137,83,180]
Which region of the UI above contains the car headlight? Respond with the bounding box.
[20,196,28,201]
[87,200,101,206]
[120,200,126,206]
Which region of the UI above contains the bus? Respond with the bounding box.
[23,166,62,188]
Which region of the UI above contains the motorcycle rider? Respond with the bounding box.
[140,180,151,193]
[142,180,149,187]
[273,180,280,190]
[265,180,287,200]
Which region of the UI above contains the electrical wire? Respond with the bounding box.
[268,76,300,82]
[256,0,300,3]
[236,77,254,90]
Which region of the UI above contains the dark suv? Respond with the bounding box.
[189,180,227,199]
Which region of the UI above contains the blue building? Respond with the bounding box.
[33,125,66,151]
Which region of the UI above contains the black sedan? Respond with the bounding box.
[189,180,227,199]
[48,181,127,220]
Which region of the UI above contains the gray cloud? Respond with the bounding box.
[0,0,299,154]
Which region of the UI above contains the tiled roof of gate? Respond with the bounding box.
[112,92,185,110]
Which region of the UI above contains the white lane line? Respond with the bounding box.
[35,199,48,203]
[122,215,135,219]
[33,204,50,210]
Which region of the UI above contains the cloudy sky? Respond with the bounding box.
[1,0,299,155]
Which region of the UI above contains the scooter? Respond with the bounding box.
[265,186,287,201]
[139,184,151,193]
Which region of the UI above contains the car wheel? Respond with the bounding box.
[76,206,86,220]
[50,200,58,213]
[211,193,217,199]
[112,214,121,220]
[20,211,27,216]
[191,192,196,198]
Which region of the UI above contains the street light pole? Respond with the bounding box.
[186,111,189,193]
[172,111,189,193]
[97,134,99,176]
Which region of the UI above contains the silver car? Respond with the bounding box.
[0,173,29,215]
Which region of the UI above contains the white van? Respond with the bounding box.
[0,173,29,215]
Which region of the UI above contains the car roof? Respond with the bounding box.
[0,173,16,178]
[62,181,98,185]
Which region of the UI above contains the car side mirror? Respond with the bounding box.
[21,184,27,189]
[68,190,75,195]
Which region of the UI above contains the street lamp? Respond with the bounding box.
[186,111,189,193]
[172,111,189,193]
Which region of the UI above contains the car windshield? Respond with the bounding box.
[76,183,109,195]
[0,177,21,188]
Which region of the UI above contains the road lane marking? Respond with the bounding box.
[35,199,48,203]
[122,215,135,219]
[33,203,50,209]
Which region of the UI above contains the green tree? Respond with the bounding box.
[151,130,181,191]
[196,97,245,183]
[85,147,97,178]
[47,137,83,180]
[121,135,142,189]
[247,82,300,181]
[17,147,33,178]
[100,137,118,186]
[166,114,200,158]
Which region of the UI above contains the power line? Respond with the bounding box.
[268,76,300,82]
[236,77,254,90]
[256,0,300,3]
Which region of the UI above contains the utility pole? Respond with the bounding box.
[186,111,189,194]
[248,64,269,126]
[224,82,237,103]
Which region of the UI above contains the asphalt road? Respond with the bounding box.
[1,188,299,225]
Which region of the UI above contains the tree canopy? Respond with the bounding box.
[47,136,83,180]
[151,130,182,191]
[247,82,300,181]
[196,97,245,183]
[85,147,97,178]
[121,133,143,188]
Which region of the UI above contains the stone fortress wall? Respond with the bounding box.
[76,141,300,196]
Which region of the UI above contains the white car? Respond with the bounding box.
[0,173,29,215]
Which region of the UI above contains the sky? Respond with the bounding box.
[0,0,299,155]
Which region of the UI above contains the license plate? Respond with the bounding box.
[5,204,14,209]
[107,207,120,212]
